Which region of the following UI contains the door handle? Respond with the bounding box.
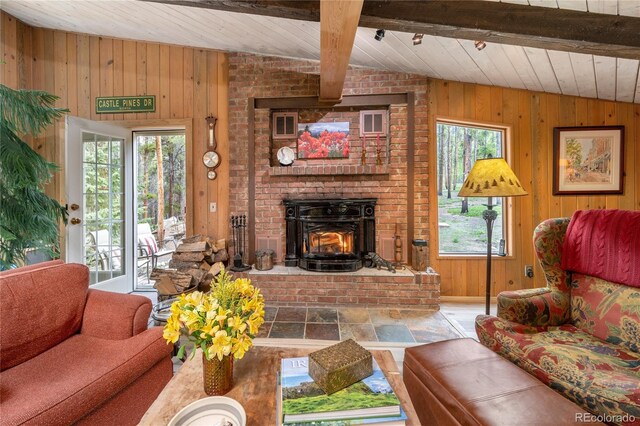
[70,218,81,225]
[70,203,79,211]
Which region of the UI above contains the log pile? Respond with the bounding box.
[152,235,229,299]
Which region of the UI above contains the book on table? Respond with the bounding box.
[279,356,404,425]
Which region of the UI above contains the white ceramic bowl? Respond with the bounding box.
[168,396,247,426]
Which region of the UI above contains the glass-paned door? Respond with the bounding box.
[66,117,132,293]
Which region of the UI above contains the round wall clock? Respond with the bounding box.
[203,151,220,169]
[277,146,295,166]
[207,170,217,180]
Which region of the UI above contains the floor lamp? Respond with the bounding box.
[458,158,528,315]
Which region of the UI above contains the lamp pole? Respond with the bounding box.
[483,196,498,315]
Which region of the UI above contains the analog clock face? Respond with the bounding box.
[207,170,217,180]
[202,151,220,168]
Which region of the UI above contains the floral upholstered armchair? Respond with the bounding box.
[476,210,640,424]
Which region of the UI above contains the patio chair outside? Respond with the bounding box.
[137,223,176,269]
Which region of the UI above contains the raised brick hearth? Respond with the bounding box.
[239,266,440,308]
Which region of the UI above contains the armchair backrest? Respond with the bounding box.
[533,217,571,295]
[0,261,89,371]
[561,209,640,353]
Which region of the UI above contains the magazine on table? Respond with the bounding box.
[278,356,403,424]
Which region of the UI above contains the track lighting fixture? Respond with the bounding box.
[412,33,423,46]
[374,29,385,41]
[474,40,487,51]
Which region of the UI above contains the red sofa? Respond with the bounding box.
[0,260,173,425]
[476,210,640,424]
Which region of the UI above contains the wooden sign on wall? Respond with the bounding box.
[95,96,156,114]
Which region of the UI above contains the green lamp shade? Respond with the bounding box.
[458,158,528,198]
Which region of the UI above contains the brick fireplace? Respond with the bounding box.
[228,53,439,307]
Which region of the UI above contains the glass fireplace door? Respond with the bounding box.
[302,223,358,258]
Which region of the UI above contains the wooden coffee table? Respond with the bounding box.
[140,346,418,425]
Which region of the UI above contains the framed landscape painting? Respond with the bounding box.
[553,126,624,195]
[297,122,350,159]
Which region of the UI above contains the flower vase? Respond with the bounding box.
[202,353,234,395]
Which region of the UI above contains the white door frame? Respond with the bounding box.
[65,116,133,293]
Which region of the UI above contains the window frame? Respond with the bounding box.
[272,112,298,140]
[434,118,515,260]
[359,110,388,137]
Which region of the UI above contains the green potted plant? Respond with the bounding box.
[0,84,69,270]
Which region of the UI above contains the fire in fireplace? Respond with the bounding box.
[284,198,376,272]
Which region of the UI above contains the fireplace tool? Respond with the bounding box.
[230,214,251,272]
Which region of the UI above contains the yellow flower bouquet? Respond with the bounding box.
[163,267,265,362]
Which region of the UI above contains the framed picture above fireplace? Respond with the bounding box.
[297,122,350,159]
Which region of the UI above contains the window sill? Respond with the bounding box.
[435,254,515,260]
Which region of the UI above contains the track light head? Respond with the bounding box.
[374,29,385,41]
[412,33,423,46]
[474,40,487,51]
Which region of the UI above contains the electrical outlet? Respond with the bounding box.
[524,265,534,278]
[209,202,217,213]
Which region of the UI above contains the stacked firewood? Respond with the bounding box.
[151,235,229,299]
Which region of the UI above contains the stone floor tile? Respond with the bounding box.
[257,322,272,338]
[339,323,378,342]
[305,323,340,341]
[263,306,278,322]
[374,324,415,343]
[269,322,305,339]
[399,309,447,326]
[409,325,462,343]
[307,308,338,323]
[368,308,404,324]
[337,308,371,324]
[274,307,307,322]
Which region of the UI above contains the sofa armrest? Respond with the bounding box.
[81,289,152,339]
[497,288,569,327]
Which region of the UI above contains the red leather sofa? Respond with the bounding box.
[0,260,173,425]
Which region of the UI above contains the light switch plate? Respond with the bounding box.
[210,202,217,213]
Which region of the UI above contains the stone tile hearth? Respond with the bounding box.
[259,306,464,344]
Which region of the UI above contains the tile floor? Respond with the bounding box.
[257,306,464,343]
[440,301,498,340]
[135,290,484,343]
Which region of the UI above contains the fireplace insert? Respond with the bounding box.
[284,198,376,272]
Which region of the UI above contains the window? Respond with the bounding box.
[272,112,297,139]
[359,110,387,136]
[436,121,508,255]
[134,130,186,289]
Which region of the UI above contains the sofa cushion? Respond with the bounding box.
[476,316,640,421]
[0,262,89,371]
[571,273,640,353]
[0,327,172,425]
[562,209,640,288]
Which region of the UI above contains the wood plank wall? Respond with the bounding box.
[0,12,229,245]
[428,79,640,296]
[3,11,639,296]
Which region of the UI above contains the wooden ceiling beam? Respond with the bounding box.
[142,0,640,59]
[319,0,363,102]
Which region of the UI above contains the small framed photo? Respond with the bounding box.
[553,126,624,195]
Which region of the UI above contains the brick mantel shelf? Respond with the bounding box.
[269,164,389,176]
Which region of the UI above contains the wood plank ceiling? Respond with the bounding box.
[1,0,639,103]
